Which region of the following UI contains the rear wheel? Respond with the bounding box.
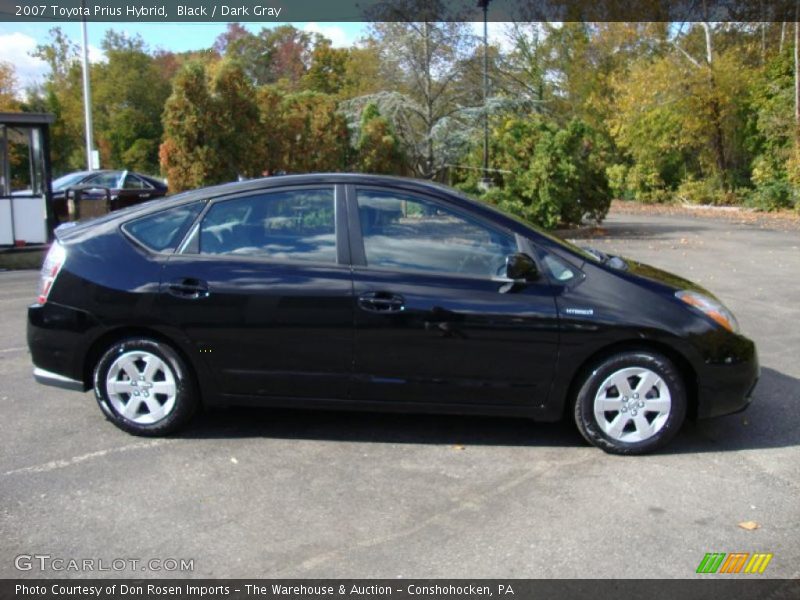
[573,351,687,455]
[93,338,198,436]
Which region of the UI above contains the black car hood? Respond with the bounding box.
[620,257,714,296]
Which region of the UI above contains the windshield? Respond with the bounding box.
[52,173,87,191]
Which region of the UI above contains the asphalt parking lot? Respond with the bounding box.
[1,209,798,579]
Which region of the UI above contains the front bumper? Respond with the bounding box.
[695,337,759,419]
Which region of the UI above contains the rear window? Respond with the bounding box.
[123,202,204,252]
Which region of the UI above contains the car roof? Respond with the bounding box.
[55,174,490,240]
[181,173,453,195]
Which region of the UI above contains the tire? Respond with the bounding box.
[573,350,687,455]
[93,337,198,436]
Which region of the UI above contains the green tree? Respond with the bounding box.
[0,61,19,111]
[210,60,261,178]
[160,62,221,191]
[303,42,349,95]
[278,91,350,173]
[475,116,611,228]
[160,60,260,191]
[93,31,171,173]
[355,102,403,173]
[31,27,85,173]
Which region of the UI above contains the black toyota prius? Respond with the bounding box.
[27,174,758,454]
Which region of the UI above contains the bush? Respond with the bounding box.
[676,177,740,206]
[475,117,611,229]
[746,180,795,211]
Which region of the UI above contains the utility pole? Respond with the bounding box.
[80,0,95,171]
[477,0,492,190]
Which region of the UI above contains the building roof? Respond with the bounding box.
[0,112,56,126]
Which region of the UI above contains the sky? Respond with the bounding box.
[0,21,511,92]
[0,21,369,88]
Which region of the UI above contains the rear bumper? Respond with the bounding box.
[695,337,759,419]
[33,367,85,391]
[27,302,98,392]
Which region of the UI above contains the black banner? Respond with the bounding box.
[2,580,800,600]
[2,0,800,23]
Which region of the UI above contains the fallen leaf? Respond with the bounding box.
[230,457,238,464]
[452,444,465,451]
[738,521,760,530]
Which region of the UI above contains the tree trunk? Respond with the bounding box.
[423,21,434,179]
[781,22,786,54]
[700,22,713,65]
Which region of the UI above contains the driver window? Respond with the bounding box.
[356,189,517,278]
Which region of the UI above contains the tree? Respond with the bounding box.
[209,60,261,178]
[340,41,387,97]
[31,27,85,173]
[303,42,349,95]
[355,102,403,173]
[214,23,319,89]
[364,6,477,178]
[277,91,350,173]
[476,116,611,228]
[0,61,19,111]
[93,31,171,173]
[610,32,753,201]
[159,62,221,191]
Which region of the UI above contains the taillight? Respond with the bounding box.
[37,242,67,305]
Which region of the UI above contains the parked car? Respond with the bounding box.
[51,170,168,222]
[27,174,758,454]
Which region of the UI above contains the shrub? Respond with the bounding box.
[475,117,611,229]
[746,180,794,211]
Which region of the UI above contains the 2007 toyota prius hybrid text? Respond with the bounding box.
[27,174,759,454]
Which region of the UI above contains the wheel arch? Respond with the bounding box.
[562,339,699,421]
[82,327,205,406]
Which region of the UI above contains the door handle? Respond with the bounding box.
[358,291,405,313]
[166,278,209,299]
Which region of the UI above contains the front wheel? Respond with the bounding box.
[93,338,198,436]
[573,351,687,455]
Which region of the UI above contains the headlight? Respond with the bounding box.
[675,290,739,333]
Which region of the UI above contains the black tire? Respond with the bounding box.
[93,337,198,436]
[573,350,687,455]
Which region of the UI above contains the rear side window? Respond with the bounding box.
[197,188,336,263]
[123,202,203,252]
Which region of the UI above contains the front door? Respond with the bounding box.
[349,187,560,407]
[159,185,353,401]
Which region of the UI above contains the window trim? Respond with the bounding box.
[176,184,346,267]
[346,184,527,281]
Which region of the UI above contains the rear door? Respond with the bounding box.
[348,185,560,407]
[159,184,354,401]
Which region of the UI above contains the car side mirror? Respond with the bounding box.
[505,253,538,282]
[497,253,538,294]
